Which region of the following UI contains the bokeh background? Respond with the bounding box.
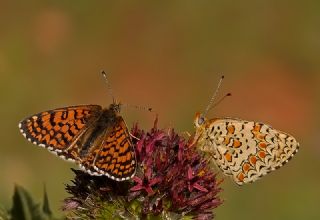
[1,1,319,219]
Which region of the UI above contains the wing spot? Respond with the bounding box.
[237,172,245,182]
[117,155,124,163]
[258,151,266,159]
[242,163,251,173]
[224,152,232,162]
[253,124,261,132]
[249,155,257,165]
[227,125,235,134]
[233,140,242,148]
[259,142,267,149]
[120,142,129,153]
[61,125,69,133]
[223,137,230,145]
[258,134,266,140]
[100,151,108,157]
[126,152,132,161]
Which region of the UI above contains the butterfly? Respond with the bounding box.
[190,77,299,185]
[19,73,137,181]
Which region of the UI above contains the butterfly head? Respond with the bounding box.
[194,112,206,128]
[188,112,207,147]
[109,101,122,113]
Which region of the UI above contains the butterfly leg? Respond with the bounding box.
[129,132,140,141]
[182,131,192,137]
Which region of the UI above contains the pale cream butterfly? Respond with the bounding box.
[191,76,299,185]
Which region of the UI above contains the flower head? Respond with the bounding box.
[63,118,222,219]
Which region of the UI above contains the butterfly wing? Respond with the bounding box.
[91,116,136,181]
[19,105,102,160]
[197,118,299,185]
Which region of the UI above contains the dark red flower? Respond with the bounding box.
[64,118,223,219]
[129,118,223,217]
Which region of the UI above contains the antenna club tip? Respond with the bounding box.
[227,93,232,96]
[148,108,152,112]
[101,70,107,76]
[221,75,225,79]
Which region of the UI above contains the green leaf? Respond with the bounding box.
[11,185,36,220]
[10,185,57,220]
[42,185,52,217]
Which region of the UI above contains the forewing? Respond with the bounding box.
[19,105,102,157]
[93,117,136,181]
[201,118,299,185]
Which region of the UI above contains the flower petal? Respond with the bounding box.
[192,183,208,192]
[149,176,162,186]
[130,185,145,192]
[145,186,155,195]
[132,176,143,184]
[188,166,194,180]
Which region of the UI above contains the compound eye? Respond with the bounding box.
[198,116,205,125]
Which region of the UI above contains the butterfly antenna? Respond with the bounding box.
[203,75,224,117]
[207,92,231,112]
[101,70,115,103]
[123,104,153,113]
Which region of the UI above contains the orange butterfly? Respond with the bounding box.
[19,72,136,181]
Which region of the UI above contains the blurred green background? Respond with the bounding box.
[1,1,319,219]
